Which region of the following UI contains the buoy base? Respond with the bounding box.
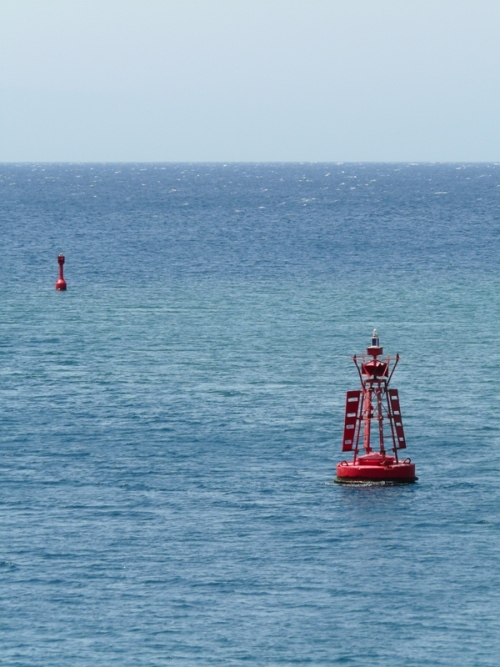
[55,279,67,291]
[335,452,417,484]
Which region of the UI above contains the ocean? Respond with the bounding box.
[0,163,499,665]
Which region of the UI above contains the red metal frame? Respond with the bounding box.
[343,349,405,460]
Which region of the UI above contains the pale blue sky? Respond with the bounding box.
[1,0,499,162]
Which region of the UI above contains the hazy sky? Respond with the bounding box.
[1,0,499,162]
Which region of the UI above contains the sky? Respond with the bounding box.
[0,0,499,162]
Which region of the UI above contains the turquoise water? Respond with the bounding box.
[0,163,499,665]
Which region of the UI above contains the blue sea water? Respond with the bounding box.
[0,163,499,666]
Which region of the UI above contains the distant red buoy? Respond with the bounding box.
[335,330,417,484]
[55,254,67,291]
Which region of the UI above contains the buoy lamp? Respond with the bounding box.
[335,330,417,484]
[55,254,67,291]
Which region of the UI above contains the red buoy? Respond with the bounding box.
[335,330,417,484]
[55,254,67,291]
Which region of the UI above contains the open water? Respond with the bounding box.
[0,163,499,665]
